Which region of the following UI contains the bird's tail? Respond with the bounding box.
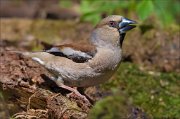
[5,50,39,57]
[5,50,49,65]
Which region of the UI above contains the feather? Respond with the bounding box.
[45,43,97,63]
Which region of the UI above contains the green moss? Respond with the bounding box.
[90,62,180,118]
[89,95,131,119]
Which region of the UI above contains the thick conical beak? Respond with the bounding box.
[119,17,137,34]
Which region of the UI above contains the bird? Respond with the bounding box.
[20,15,137,100]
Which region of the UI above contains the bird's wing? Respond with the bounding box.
[45,43,97,63]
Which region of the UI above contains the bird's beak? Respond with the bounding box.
[119,17,137,34]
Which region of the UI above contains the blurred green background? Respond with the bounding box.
[76,0,180,27]
[0,0,180,118]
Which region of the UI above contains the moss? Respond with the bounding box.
[89,95,131,119]
[91,62,180,118]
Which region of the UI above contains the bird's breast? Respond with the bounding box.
[88,47,122,72]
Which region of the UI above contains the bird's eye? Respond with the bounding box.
[109,21,116,27]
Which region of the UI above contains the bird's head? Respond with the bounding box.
[91,15,137,48]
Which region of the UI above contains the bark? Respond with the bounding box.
[0,47,91,119]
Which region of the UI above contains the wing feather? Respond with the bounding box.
[45,43,97,63]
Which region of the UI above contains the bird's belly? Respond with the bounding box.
[60,66,117,87]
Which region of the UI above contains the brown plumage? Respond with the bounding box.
[20,15,137,101]
[21,15,137,88]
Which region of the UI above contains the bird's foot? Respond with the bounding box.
[66,89,89,102]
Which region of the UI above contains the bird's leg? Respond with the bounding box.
[59,84,89,102]
[54,77,90,103]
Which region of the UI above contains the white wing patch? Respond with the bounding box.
[45,46,94,63]
[62,47,92,59]
[32,57,45,65]
[46,47,60,52]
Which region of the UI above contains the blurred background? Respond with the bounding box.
[0,0,180,118]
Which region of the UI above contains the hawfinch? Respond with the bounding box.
[21,15,137,99]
